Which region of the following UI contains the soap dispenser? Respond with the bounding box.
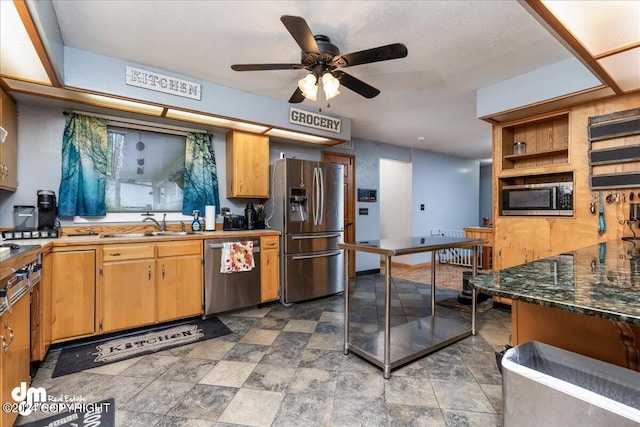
[191,210,202,232]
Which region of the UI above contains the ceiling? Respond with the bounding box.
[3,1,638,160]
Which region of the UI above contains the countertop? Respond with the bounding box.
[4,228,281,251]
[338,235,487,256]
[470,239,640,326]
[0,228,281,317]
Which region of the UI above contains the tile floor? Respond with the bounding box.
[16,266,511,427]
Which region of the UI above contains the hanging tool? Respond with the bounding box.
[598,191,606,233]
[590,192,597,214]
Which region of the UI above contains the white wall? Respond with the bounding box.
[380,158,412,263]
[0,102,481,274]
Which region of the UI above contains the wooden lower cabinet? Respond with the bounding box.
[512,301,640,371]
[49,249,96,341]
[1,294,31,427]
[101,244,156,333]
[101,241,203,332]
[156,241,203,322]
[260,236,280,302]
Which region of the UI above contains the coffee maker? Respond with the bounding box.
[37,190,57,231]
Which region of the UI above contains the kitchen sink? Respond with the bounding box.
[150,231,192,236]
[102,233,149,238]
[102,231,195,238]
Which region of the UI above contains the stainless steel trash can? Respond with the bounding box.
[502,341,640,426]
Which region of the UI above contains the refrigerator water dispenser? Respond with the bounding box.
[289,188,308,222]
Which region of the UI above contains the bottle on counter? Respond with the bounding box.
[191,210,202,232]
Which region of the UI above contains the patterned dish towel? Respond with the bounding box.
[220,241,255,273]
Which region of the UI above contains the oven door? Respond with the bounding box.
[502,186,557,216]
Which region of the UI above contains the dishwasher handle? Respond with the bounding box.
[207,241,260,251]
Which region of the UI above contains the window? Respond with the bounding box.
[105,127,186,213]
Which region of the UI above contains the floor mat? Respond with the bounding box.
[18,398,115,427]
[52,317,231,378]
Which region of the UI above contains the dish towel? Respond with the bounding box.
[220,241,255,273]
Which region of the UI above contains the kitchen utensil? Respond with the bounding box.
[598,192,605,233]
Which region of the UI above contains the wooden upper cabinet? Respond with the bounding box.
[498,113,569,175]
[0,88,18,191]
[226,130,269,198]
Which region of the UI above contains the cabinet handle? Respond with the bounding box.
[4,322,14,345]
[266,254,270,266]
[162,264,165,279]
[109,253,121,257]
[148,265,152,281]
[0,335,7,353]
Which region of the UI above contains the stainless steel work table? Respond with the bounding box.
[338,236,486,378]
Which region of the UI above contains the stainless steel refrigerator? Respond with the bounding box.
[267,158,344,305]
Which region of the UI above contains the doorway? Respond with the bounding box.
[380,158,412,263]
[322,151,356,278]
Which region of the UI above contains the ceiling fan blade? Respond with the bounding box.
[289,87,305,103]
[231,63,304,71]
[332,70,380,99]
[332,43,408,68]
[281,15,321,54]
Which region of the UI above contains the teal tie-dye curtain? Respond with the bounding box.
[58,113,109,216]
[182,132,220,216]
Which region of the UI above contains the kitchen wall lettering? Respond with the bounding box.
[289,107,341,133]
[125,66,202,100]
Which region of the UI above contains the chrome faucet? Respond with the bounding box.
[143,213,166,231]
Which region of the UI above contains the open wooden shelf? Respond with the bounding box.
[504,147,568,162]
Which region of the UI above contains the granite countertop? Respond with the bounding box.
[471,239,640,326]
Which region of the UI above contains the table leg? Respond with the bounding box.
[472,245,477,336]
[343,249,350,355]
[384,255,391,379]
[431,250,437,317]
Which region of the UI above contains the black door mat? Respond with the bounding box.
[52,317,231,378]
[18,398,115,427]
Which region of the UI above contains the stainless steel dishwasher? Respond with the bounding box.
[203,238,261,317]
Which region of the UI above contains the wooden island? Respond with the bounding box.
[471,239,640,371]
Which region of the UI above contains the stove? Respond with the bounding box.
[1,244,41,315]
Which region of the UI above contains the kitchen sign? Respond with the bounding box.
[125,66,202,100]
[289,107,341,133]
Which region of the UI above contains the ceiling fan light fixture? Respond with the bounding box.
[322,72,340,101]
[298,74,318,101]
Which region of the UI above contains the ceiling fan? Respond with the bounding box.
[231,15,408,103]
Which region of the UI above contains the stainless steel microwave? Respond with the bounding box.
[502,182,573,216]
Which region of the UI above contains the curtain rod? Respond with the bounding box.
[63,110,209,136]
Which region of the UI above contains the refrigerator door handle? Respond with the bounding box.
[291,250,342,260]
[318,166,324,225]
[312,167,318,226]
[291,233,342,240]
[313,166,322,226]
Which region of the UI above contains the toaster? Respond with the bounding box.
[223,214,246,231]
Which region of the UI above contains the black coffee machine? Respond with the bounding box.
[37,190,57,231]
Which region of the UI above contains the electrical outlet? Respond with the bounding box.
[420,204,425,211]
